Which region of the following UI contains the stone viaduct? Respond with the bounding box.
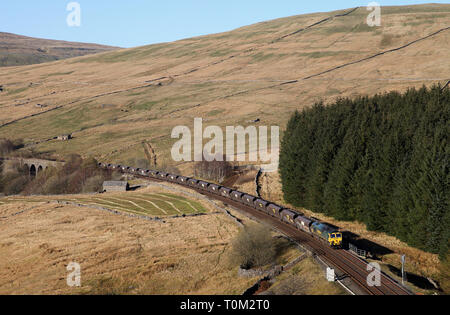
[0,157,64,177]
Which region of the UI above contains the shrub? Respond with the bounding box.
[230,224,276,269]
[0,176,4,194]
[81,157,99,170]
[268,276,306,295]
[63,154,83,175]
[194,154,233,183]
[1,162,31,195]
[0,139,14,156]
[23,167,57,195]
[0,160,3,192]
[380,34,394,47]
[42,175,68,195]
[82,175,106,193]
[66,170,84,194]
[4,175,30,195]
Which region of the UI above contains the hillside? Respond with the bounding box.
[0,32,118,67]
[0,4,449,172]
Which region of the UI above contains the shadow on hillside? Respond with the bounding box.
[339,231,439,291]
[343,231,394,258]
[386,265,439,291]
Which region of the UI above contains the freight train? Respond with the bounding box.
[99,163,343,249]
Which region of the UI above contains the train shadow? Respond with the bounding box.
[342,231,394,258]
[342,231,440,292]
[386,265,439,291]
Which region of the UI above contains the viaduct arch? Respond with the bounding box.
[1,157,64,178]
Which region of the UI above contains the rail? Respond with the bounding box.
[100,162,413,295]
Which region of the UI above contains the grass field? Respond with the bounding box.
[0,187,346,295]
[0,191,207,218]
[0,201,252,294]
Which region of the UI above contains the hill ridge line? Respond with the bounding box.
[0,16,447,128]
[155,7,361,83]
[273,7,360,42]
[181,25,450,110]
[0,7,362,128]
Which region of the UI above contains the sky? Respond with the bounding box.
[1,1,448,48]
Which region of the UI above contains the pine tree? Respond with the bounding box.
[280,85,449,255]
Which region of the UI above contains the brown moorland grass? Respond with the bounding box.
[2,190,208,217]
[0,201,255,295]
[0,32,118,67]
[264,257,345,295]
[0,5,448,169]
[0,184,345,295]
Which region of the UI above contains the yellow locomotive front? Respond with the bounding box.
[328,232,343,248]
[310,221,343,249]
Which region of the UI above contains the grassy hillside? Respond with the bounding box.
[2,192,207,217]
[0,4,449,174]
[0,32,119,67]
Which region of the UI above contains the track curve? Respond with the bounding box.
[106,164,413,295]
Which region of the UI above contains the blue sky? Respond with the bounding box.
[1,1,448,48]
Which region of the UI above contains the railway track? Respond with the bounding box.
[133,173,412,295]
